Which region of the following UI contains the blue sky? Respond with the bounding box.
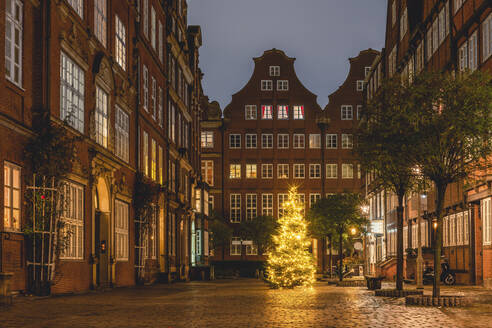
[188,0,388,109]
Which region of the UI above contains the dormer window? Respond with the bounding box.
[269,66,280,76]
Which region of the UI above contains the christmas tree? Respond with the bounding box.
[266,186,316,288]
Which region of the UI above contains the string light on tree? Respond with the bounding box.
[266,186,316,288]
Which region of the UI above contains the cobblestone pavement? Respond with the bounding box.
[1,279,492,328]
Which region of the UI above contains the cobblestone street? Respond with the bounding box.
[1,279,492,328]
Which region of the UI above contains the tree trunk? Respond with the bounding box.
[339,231,344,282]
[433,182,447,298]
[329,234,333,279]
[222,245,225,261]
[396,193,405,291]
[322,237,326,274]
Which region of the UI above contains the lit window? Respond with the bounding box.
[309,164,321,179]
[262,194,273,216]
[342,134,353,149]
[246,164,257,179]
[230,196,241,223]
[278,134,289,149]
[294,164,305,179]
[245,105,257,120]
[94,0,107,46]
[115,15,126,70]
[201,160,214,186]
[159,146,163,185]
[60,182,84,259]
[3,162,21,230]
[269,66,280,76]
[356,80,365,91]
[342,164,354,179]
[326,134,337,149]
[278,194,288,217]
[142,131,149,176]
[293,134,305,149]
[67,0,83,18]
[95,87,108,148]
[341,105,353,120]
[115,106,129,162]
[262,134,273,148]
[230,237,241,254]
[309,134,321,149]
[229,164,241,179]
[60,52,85,133]
[229,134,241,149]
[278,105,289,119]
[277,80,289,91]
[246,194,257,220]
[201,131,214,148]
[115,200,129,261]
[277,164,289,179]
[293,106,304,119]
[246,134,257,149]
[261,80,273,91]
[262,164,273,179]
[151,139,157,181]
[261,105,273,119]
[245,242,258,255]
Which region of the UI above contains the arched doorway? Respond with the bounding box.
[95,176,111,287]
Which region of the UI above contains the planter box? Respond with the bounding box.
[405,295,469,307]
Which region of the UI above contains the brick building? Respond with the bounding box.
[0,0,208,295]
[201,48,378,273]
[364,0,492,286]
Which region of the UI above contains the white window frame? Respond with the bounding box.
[245,105,257,120]
[143,0,149,37]
[294,164,305,179]
[261,105,273,119]
[201,131,214,148]
[67,0,83,18]
[277,164,289,179]
[262,134,273,149]
[293,134,305,149]
[277,105,289,120]
[5,0,23,87]
[245,242,258,256]
[229,164,241,179]
[483,198,491,245]
[60,52,85,133]
[158,86,163,127]
[245,134,257,149]
[310,194,321,208]
[261,80,273,91]
[201,160,214,186]
[246,164,257,179]
[326,134,337,149]
[483,13,492,62]
[94,0,107,46]
[230,195,241,223]
[246,194,257,220]
[341,134,353,149]
[293,105,304,119]
[115,15,126,70]
[60,181,84,260]
[277,80,289,91]
[341,105,353,120]
[95,86,109,148]
[356,80,365,91]
[261,164,273,179]
[342,164,354,179]
[150,6,156,49]
[269,66,280,76]
[151,77,157,119]
[357,105,362,120]
[278,134,289,149]
[142,65,149,110]
[278,194,288,218]
[229,134,241,149]
[115,199,129,261]
[3,162,21,230]
[230,237,241,255]
[115,106,129,162]
[309,164,321,179]
[309,134,321,149]
[262,194,273,216]
[326,164,338,179]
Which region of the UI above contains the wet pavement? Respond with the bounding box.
[1,279,492,327]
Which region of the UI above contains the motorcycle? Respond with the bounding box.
[422,261,456,285]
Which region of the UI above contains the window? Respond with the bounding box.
[95,87,108,148]
[356,80,365,91]
[454,0,464,13]
[262,194,273,216]
[94,0,107,46]
[151,77,156,119]
[277,164,289,179]
[246,134,257,149]
[391,0,396,26]
[150,7,156,49]
[158,86,163,127]
[246,164,257,179]
[115,200,129,261]
[201,131,214,148]
[278,134,289,149]
[60,52,85,133]
[5,0,23,86]
[365,66,372,77]
[326,134,337,149]
[262,134,273,148]
[309,164,321,179]
[230,237,241,255]
[389,46,397,76]
[342,134,353,149]
[67,0,83,17]
[483,13,492,61]
[261,80,273,91]
[269,66,280,76]
[277,105,288,119]
[229,134,241,149]
[201,160,214,186]
[326,164,338,179]
[158,145,163,185]
[400,7,408,40]
[151,139,156,181]
[357,105,362,120]
[459,32,478,71]
[277,80,289,91]
[158,21,163,62]
[310,194,321,208]
[230,195,241,223]
[278,194,288,217]
[261,105,273,119]
[309,134,321,149]
[60,182,84,259]
[115,15,126,70]
[168,102,175,142]
[142,65,148,110]
[229,164,241,179]
[342,164,354,179]
[143,0,148,37]
[293,106,304,119]
[115,106,129,162]
[293,134,305,149]
[245,242,258,255]
[341,105,353,120]
[3,162,21,230]
[294,164,305,179]
[246,194,257,220]
[262,164,273,179]
[142,131,149,176]
[245,105,257,120]
[483,198,491,245]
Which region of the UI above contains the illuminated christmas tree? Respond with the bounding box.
[266,186,316,288]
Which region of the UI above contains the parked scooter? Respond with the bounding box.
[422,260,456,285]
